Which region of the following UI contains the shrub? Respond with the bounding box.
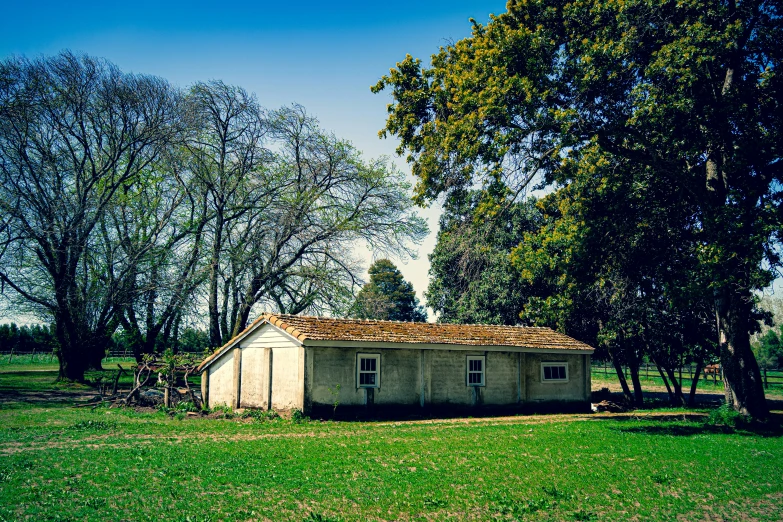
[706,404,747,427]
[239,409,280,421]
[291,409,309,423]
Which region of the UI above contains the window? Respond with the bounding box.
[541,362,568,382]
[467,355,485,386]
[357,354,380,388]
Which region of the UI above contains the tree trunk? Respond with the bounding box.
[626,349,644,406]
[715,288,768,418]
[688,360,704,407]
[208,210,225,347]
[654,359,675,402]
[55,312,87,382]
[610,354,633,403]
[663,366,686,406]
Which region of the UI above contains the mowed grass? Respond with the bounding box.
[0,369,782,521]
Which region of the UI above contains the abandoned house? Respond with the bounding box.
[197,313,595,415]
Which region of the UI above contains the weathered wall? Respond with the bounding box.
[524,353,588,404]
[239,346,266,408]
[206,351,234,409]
[207,323,304,410]
[269,345,302,410]
[308,347,421,407]
[307,347,579,411]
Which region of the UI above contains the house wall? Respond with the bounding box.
[308,347,422,409]
[206,350,234,409]
[206,323,305,410]
[306,346,590,414]
[524,352,589,404]
[239,346,266,408]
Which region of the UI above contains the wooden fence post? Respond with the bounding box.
[764,368,768,389]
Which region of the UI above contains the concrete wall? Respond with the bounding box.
[239,346,267,409]
[524,352,589,404]
[206,323,304,411]
[206,350,234,409]
[269,345,302,410]
[306,347,589,413]
[308,347,422,409]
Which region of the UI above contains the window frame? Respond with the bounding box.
[541,362,569,383]
[356,353,381,389]
[466,355,486,387]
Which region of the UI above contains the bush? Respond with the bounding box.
[706,405,747,427]
[291,409,309,423]
[239,409,280,421]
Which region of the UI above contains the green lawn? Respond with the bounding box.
[1,370,782,521]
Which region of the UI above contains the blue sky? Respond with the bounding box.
[0,0,508,312]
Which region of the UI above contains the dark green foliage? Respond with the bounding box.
[350,259,426,322]
[753,327,783,369]
[375,0,782,416]
[426,190,542,325]
[0,323,58,354]
[110,327,209,356]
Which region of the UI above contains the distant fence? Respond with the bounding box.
[0,347,203,364]
[592,361,783,389]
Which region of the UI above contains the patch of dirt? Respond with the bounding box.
[0,389,101,406]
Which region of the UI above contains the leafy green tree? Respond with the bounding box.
[513,146,719,405]
[427,188,542,325]
[374,0,781,417]
[753,327,783,369]
[350,259,427,322]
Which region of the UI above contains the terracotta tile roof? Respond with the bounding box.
[199,313,593,371]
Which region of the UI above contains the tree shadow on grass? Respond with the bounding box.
[604,414,783,438]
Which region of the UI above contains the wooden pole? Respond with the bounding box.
[764,367,768,389]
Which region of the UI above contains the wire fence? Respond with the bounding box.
[592,361,783,389]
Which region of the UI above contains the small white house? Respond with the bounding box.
[198,314,594,416]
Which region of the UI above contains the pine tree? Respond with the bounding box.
[350,260,426,322]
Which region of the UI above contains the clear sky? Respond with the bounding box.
[0,0,509,315]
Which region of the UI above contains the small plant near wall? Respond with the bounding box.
[291,409,309,423]
[328,384,341,417]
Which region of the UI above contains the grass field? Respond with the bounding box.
[1,364,782,521]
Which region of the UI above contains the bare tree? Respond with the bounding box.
[221,105,428,340]
[0,52,182,380]
[182,80,273,346]
[107,150,210,361]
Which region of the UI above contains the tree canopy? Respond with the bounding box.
[350,259,427,322]
[374,0,782,416]
[426,188,543,325]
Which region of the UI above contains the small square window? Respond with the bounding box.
[357,354,380,388]
[467,355,485,387]
[541,362,568,382]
